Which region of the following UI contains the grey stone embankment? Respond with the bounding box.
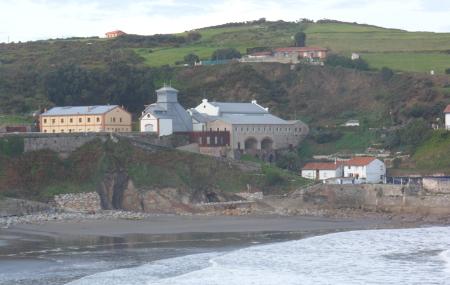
[0,210,177,228]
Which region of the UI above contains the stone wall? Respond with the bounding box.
[53,192,102,213]
[0,198,53,217]
[295,184,450,216]
[423,177,450,194]
[24,133,107,157]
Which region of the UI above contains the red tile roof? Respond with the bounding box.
[274,46,328,53]
[105,30,126,35]
[444,105,450,113]
[345,157,377,166]
[302,162,341,171]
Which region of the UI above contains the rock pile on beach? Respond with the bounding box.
[53,192,102,213]
[0,210,174,227]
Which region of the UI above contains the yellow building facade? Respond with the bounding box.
[40,105,132,133]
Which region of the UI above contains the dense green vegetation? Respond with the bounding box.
[0,138,310,200]
[412,131,450,172]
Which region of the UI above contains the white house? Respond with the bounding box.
[343,157,386,183]
[343,119,360,127]
[140,86,193,136]
[445,105,450,130]
[301,162,343,181]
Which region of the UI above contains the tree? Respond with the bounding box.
[184,53,200,66]
[211,48,241,60]
[445,68,450,75]
[294,32,306,47]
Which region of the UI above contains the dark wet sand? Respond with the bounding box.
[3,215,396,238]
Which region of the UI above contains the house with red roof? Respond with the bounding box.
[301,162,343,181]
[105,30,126,38]
[444,104,450,130]
[343,157,386,183]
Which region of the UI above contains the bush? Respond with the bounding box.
[312,129,343,144]
[325,54,369,70]
[275,151,302,171]
[184,53,200,66]
[263,166,286,186]
[380,67,394,81]
[186,32,202,43]
[0,136,24,157]
[211,48,241,60]
[445,68,450,74]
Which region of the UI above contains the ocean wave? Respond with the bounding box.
[66,227,450,285]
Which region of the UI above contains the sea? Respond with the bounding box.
[1,227,449,285]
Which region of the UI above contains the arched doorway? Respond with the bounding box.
[244,137,258,154]
[144,124,154,132]
[261,137,274,151]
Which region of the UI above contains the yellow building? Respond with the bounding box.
[40,105,132,133]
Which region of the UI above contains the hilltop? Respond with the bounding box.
[0,19,450,173]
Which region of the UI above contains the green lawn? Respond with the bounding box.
[133,21,450,73]
[413,131,450,172]
[300,128,378,157]
[0,114,33,125]
[362,52,450,74]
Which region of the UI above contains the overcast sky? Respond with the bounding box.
[1,0,450,43]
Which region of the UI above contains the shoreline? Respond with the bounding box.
[2,213,414,238]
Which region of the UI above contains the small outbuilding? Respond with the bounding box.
[301,162,343,181]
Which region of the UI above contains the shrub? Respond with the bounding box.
[211,48,241,60]
[263,166,286,186]
[380,67,394,81]
[184,53,200,66]
[325,54,370,70]
[0,136,24,157]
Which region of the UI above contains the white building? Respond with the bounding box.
[140,86,193,136]
[343,119,360,127]
[351,53,360,60]
[301,162,343,181]
[445,105,450,130]
[191,99,308,158]
[343,157,386,183]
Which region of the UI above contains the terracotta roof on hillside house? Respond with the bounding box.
[274,46,327,53]
[444,105,450,113]
[302,162,342,170]
[345,157,377,166]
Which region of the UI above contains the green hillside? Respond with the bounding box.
[135,21,450,73]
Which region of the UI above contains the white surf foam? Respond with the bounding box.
[66,227,450,285]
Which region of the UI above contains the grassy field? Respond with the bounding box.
[361,52,450,74]
[133,21,450,73]
[299,128,378,158]
[413,131,450,173]
[0,114,33,125]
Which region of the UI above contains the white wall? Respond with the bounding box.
[140,114,158,133]
[195,100,220,116]
[302,168,342,181]
[446,113,450,129]
[343,159,385,183]
[302,170,316,180]
[159,119,173,136]
[365,159,386,183]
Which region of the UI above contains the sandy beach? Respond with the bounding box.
[3,214,398,237]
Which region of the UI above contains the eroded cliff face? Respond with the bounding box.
[97,171,243,214]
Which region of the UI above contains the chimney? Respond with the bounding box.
[202,99,208,103]
[251,100,257,104]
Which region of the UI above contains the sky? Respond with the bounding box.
[1,0,450,43]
